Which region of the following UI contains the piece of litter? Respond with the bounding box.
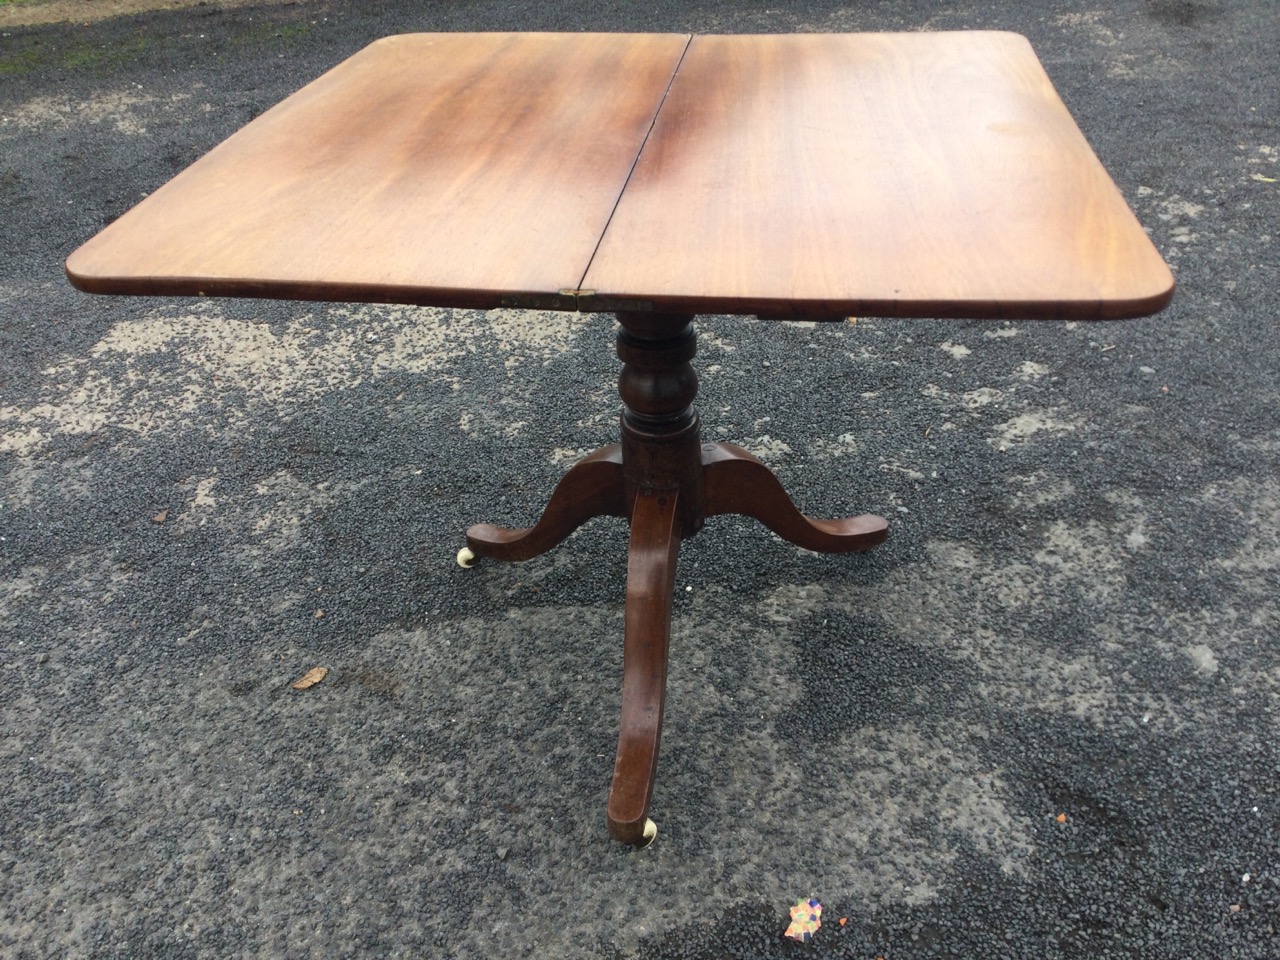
[291,666,329,690]
[838,917,847,927]
[1056,813,1068,823]
[152,510,168,523]
[1230,904,1242,913]
[1251,173,1277,183]
[785,898,822,942]
[314,609,326,619]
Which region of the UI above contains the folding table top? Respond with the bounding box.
[66,31,1174,321]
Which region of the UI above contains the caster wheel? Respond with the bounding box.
[456,547,476,569]
[638,819,657,848]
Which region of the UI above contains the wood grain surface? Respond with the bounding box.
[67,31,1173,321]
[66,32,690,310]
[582,31,1174,320]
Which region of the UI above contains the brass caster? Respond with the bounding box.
[456,547,476,569]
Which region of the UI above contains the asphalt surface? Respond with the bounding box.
[1,1,1278,957]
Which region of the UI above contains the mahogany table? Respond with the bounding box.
[66,32,1174,846]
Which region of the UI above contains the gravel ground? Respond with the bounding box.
[1,1,1278,958]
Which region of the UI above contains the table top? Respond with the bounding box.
[66,31,1174,322]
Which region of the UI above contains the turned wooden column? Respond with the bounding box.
[615,311,705,534]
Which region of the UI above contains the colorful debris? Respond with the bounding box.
[785,898,822,942]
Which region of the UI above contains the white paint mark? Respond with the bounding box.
[746,436,792,461]
[990,411,1081,449]
[1186,644,1220,675]
[192,477,218,509]
[0,304,590,455]
[963,388,1003,408]
[1125,530,1149,550]
[880,459,926,481]
[809,432,861,459]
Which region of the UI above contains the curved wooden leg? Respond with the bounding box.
[607,489,681,845]
[465,445,626,562]
[702,442,888,552]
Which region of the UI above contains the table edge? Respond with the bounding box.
[66,258,1175,322]
[62,265,581,313]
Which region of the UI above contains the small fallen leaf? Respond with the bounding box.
[314,609,326,620]
[838,917,847,926]
[1056,813,1068,823]
[291,666,329,690]
[1230,903,1242,913]
[152,510,168,523]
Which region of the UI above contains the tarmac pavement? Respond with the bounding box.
[1,1,1278,957]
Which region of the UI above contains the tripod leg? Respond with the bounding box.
[606,488,681,845]
[702,442,887,552]
[465,445,626,562]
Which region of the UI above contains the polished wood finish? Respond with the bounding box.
[68,31,1173,322]
[463,314,888,842]
[608,488,682,844]
[66,33,690,310]
[616,313,706,535]
[582,32,1175,320]
[703,443,889,551]
[65,32,1177,845]
[465,446,626,562]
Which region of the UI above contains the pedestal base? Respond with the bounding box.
[464,314,887,845]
